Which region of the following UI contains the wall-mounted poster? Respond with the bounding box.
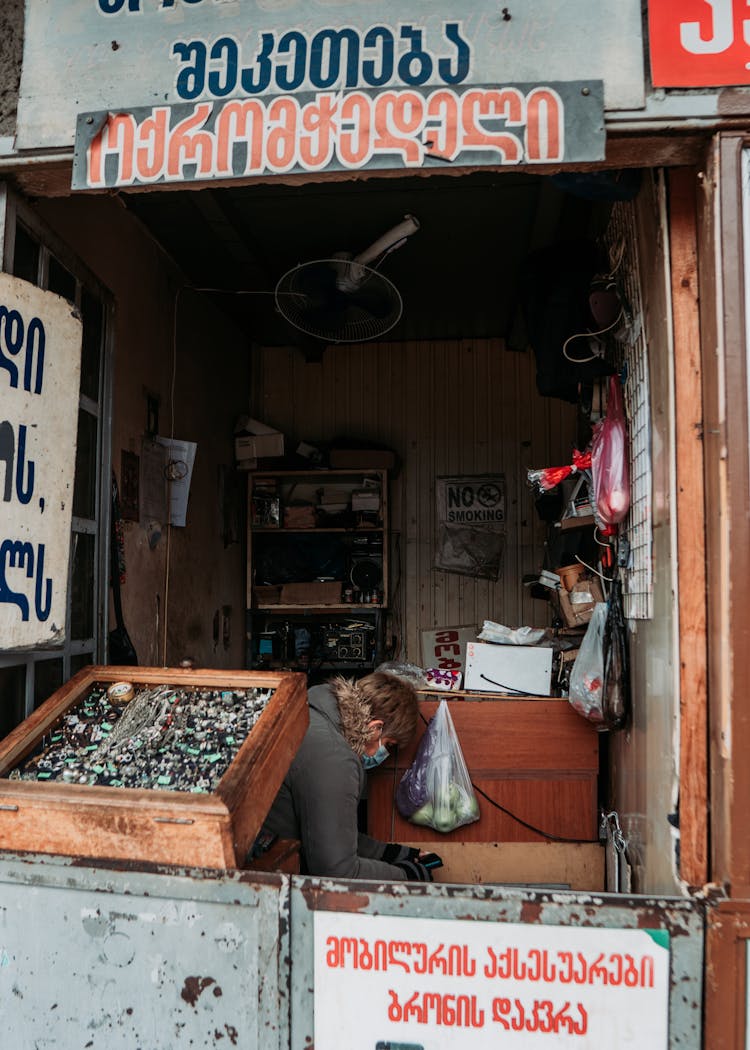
[0,274,82,649]
[434,475,505,580]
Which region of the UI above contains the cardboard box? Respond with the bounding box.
[421,625,477,673]
[235,417,284,462]
[464,641,554,695]
[557,576,605,627]
[280,581,342,605]
[253,585,282,606]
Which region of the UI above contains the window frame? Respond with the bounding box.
[0,183,114,720]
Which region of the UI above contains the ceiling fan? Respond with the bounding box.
[274,215,420,344]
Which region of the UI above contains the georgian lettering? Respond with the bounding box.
[84,84,569,187]
[170,22,472,100]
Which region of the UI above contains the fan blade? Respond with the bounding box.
[287,262,338,308]
[275,259,402,342]
[343,279,396,319]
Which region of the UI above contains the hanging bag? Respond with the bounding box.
[568,602,608,729]
[108,473,138,666]
[590,374,630,529]
[569,587,630,731]
[396,699,479,833]
[601,579,630,730]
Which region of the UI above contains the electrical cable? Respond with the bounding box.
[470,782,588,844]
[415,710,589,844]
[561,307,625,364]
[478,673,538,697]
[162,285,182,666]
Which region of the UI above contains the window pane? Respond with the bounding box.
[13,225,40,285]
[80,288,103,401]
[48,255,77,303]
[70,532,95,640]
[73,409,98,520]
[70,653,93,677]
[33,658,64,708]
[0,665,26,738]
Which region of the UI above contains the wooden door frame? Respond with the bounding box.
[696,135,750,898]
[669,166,710,890]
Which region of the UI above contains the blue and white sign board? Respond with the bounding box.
[17,0,644,155]
[314,911,671,1049]
[0,275,82,649]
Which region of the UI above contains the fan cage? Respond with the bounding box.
[275,259,403,343]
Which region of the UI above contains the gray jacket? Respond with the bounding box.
[262,683,408,879]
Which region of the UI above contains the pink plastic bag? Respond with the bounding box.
[591,375,629,528]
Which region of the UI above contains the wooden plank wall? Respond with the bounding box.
[668,167,709,889]
[251,339,576,662]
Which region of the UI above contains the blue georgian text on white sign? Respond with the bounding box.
[17,0,644,152]
[0,276,82,649]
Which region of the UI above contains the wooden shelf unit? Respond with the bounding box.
[246,468,389,672]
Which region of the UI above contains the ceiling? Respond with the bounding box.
[120,168,604,353]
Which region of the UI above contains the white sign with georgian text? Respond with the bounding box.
[314,911,670,1048]
[0,275,82,649]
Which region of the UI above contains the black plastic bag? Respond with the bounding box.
[519,239,616,403]
[109,473,138,666]
[601,579,629,730]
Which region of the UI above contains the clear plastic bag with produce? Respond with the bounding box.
[396,699,480,833]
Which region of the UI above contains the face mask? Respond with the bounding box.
[362,743,390,770]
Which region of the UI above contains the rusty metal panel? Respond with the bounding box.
[289,877,704,1048]
[252,340,576,663]
[705,900,750,1049]
[0,851,290,1050]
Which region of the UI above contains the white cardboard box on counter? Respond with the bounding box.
[464,641,553,695]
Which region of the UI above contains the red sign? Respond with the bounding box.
[649,0,750,87]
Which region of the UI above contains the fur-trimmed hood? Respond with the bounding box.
[329,676,373,756]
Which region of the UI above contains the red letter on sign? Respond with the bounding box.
[649,0,750,86]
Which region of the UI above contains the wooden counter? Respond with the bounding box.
[367,698,599,844]
[0,665,307,870]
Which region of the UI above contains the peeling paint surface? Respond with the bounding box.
[0,853,703,1048]
[0,852,288,1049]
[291,877,705,1049]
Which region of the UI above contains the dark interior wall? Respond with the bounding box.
[251,337,577,661]
[34,194,251,669]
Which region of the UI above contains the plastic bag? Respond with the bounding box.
[527,450,591,496]
[568,603,607,729]
[375,661,428,687]
[396,700,480,833]
[601,579,629,730]
[591,375,630,528]
[569,591,630,731]
[478,622,549,646]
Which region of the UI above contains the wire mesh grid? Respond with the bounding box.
[604,201,654,621]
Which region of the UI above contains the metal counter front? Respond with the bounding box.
[0,852,290,1049]
[0,852,705,1049]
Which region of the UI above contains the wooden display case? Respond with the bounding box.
[367,698,600,845]
[0,666,307,870]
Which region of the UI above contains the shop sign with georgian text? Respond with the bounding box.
[0,276,82,650]
[15,1,645,184]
